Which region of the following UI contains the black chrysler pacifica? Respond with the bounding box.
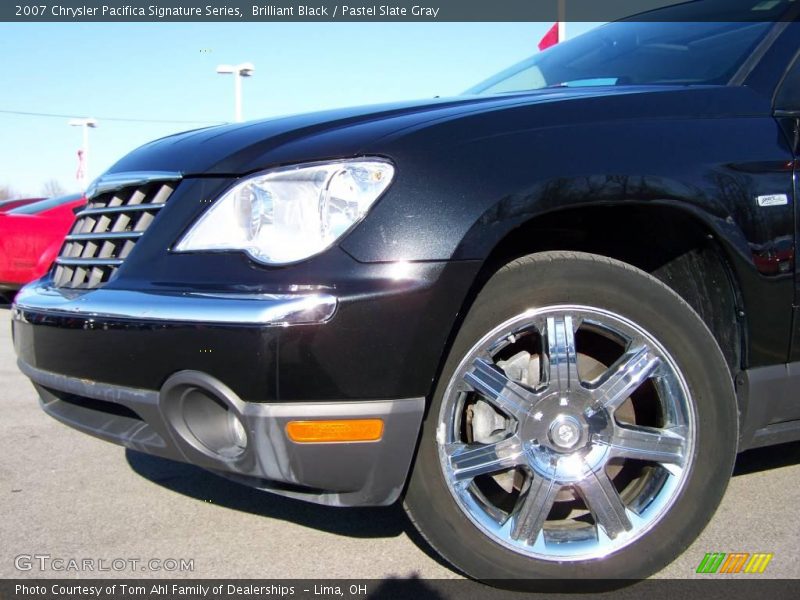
[11,0,800,586]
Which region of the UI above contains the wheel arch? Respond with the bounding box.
[430,201,747,407]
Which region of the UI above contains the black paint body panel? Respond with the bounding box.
[104,88,796,369]
[14,253,479,402]
[14,23,800,414]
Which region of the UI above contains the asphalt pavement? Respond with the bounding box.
[1,308,799,582]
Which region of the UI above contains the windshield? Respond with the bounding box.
[466,21,773,95]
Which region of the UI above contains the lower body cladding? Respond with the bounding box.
[18,361,423,507]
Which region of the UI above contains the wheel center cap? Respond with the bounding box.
[548,415,582,450]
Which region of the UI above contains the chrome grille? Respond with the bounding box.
[53,182,176,289]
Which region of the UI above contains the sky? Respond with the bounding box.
[0,21,599,197]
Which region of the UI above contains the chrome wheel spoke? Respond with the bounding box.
[603,425,686,467]
[464,358,537,421]
[589,346,660,413]
[510,475,560,545]
[544,315,580,393]
[576,469,633,540]
[446,435,524,482]
[438,305,695,561]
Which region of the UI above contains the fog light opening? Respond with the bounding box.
[228,410,248,452]
[178,387,248,459]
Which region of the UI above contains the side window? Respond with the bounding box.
[776,55,800,111]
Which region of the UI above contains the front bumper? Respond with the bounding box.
[12,249,480,505]
[11,282,440,506]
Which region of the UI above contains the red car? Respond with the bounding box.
[0,197,44,212]
[0,194,85,298]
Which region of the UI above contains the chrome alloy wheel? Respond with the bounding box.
[437,305,696,561]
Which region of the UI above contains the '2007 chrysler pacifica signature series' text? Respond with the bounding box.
[12,0,800,586]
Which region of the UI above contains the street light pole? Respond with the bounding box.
[216,62,255,122]
[234,70,242,122]
[68,117,98,191]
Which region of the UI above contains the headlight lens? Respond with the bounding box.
[175,158,394,264]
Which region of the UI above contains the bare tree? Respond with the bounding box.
[0,184,16,201]
[42,178,66,198]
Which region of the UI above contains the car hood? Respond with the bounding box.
[106,85,769,177]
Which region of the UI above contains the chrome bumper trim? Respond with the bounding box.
[13,284,337,326]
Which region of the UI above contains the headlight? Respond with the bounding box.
[175,158,395,264]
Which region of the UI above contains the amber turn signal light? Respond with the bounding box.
[285,419,384,443]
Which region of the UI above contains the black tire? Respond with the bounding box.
[404,251,738,587]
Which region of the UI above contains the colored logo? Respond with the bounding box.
[696,552,773,574]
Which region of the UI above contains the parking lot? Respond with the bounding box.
[1,307,799,581]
